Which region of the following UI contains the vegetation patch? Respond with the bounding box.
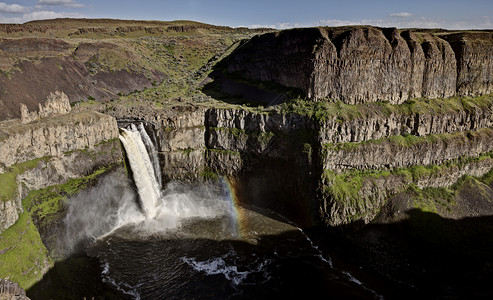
[24,166,110,223]
[324,151,493,221]
[200,167,220,181]
[322,128,493,156]
[0,157,49,202]
[408,185,456,213]
[280,94,493,122]
[0,166,113,289]
[0,211,52,290]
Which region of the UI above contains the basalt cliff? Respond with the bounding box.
[225,26,493,103]
[0,20,493,298]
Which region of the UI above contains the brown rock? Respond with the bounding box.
[224,26,493,104]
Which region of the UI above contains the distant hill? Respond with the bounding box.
[0,18,273,121]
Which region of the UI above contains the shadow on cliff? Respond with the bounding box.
[202,70,290,107]
[329,209,493,298]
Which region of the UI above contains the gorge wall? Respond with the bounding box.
[106,88,493,228]
[0,96,122,289]
[0,99,122,233]
[225,27,493,104]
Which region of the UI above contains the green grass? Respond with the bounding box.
[200,168,220,181]
[324,151,493,213]
[182,148,195,155]
[478,167,493,186]
[280,94,493,122]
[0,211,53,290]
[409,185,456,213]
[0,166,113,289]
[213,127,247,139]
[322,128,492,156]
[24,166,109,213]
[0,157,49,202]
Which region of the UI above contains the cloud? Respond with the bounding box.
[314,19,356,27]
[0,10,84,24]
[389,12,414,18]
[36,0,84,8]
[246,15,493,31]
[0,2,29,14]
[0,0,86,24]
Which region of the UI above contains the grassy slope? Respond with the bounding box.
[0,166,112,289]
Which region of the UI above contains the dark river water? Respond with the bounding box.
[30,125,388,299]
[86,206,382,299]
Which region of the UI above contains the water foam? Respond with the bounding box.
[102,261,142,299]
[181,250,271,286]
[63,123,233,250]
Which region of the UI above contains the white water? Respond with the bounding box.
[119,124,161,218]
[60,123,383,298]
[137,123,162,187]
[63,124,231,251]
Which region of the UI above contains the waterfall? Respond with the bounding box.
[137,123,162,187]
[119,124,161,218]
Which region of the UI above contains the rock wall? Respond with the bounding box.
[225,27,493,104]
[0,111,121,233]
[0,111,118,169]
[318,101,493,143]
[108,104,320,225]
[107,95,493,229]
[323,128,493,171]
[0,279,30,300]
[322,158,493,226]
[20,91,71,124]
[442,32,493,96]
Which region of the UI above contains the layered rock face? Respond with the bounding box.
[225,27,493,104]
[107,104,320,225]
[0,110,121,233]
[108,94,493,228]
[323,128,493,172]
[0,111,118,169]
[442,32,493,96]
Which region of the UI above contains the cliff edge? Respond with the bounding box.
[224,26,493,104]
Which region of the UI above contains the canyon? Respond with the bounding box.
[0,19,492,298]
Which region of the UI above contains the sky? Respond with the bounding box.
[0,0,492,29]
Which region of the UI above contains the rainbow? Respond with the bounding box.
[220,176,248,238]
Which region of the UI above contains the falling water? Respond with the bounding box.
[137,123,162,187]
[53,123,384,299]
[119,124,161,218]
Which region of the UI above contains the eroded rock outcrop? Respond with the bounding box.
[20,91,71,124]
[225,26,493,104]
[0,279,30,300]
[1,111,118,168]
[442,32,493,96]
